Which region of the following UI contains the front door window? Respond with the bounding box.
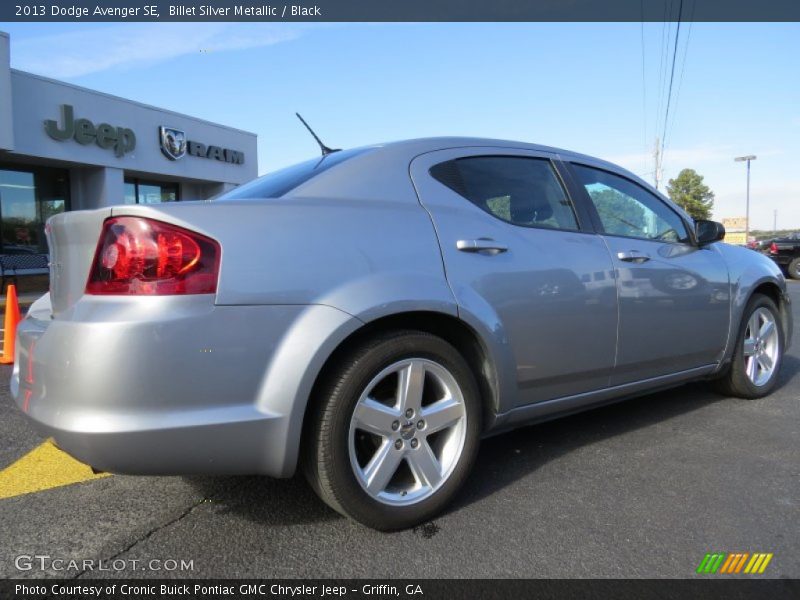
[571,164,690,243]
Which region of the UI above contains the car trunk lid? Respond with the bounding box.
[47,208,112,317]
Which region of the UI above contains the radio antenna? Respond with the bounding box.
[295,113,340,156]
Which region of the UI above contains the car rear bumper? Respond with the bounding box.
[11,294,358,477]
[19,407,286,476]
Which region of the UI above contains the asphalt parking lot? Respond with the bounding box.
[1,288,798,580]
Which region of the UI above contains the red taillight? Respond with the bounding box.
[770,242,779,254]
[86,216,220,295]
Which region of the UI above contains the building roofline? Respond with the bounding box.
[9,67,257,138]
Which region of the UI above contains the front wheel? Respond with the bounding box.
[303,331,482,530]
[715,294,784,399]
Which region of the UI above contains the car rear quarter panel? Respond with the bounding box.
[113,199,454,313]
[110,197,459,476]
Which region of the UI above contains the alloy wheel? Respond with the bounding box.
[743,307,780,387]
[348,358,467,506]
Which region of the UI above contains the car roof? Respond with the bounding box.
[363,136,610,164]
[286,136,690,217]
[342,136,648,189]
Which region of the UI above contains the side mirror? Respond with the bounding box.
[695,220,726,246]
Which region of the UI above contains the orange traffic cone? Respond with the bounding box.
[0,284,21,364]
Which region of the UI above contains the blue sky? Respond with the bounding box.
[1,22,798,229]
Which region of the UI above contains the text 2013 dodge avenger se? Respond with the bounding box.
[12,138,791,529]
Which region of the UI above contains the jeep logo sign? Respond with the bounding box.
[45,105,136,157]
[159,125,244,165]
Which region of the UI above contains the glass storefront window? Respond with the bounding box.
[0,166,69,254]
[124,179,179,204]
[123,181,137,205]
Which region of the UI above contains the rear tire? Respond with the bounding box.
[302,330,482,530]
[788,258,800,280]
[714,294,783,399]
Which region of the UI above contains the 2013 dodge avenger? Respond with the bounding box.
[12,138,791,529]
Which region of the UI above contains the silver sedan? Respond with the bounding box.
[12,138,792,530]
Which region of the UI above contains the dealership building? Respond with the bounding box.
[0,31,258,262]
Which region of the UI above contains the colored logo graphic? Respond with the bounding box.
[696,552,773,574]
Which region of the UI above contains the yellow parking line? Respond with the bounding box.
[0,440,110,500]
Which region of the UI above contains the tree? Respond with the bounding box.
[666,168,715,220]
[589,189,647,237]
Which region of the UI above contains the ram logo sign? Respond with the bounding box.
[159,127,187,160]
[158,126,244,165]
[696,552,773,574]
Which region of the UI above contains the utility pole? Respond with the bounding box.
[734,155,757,243]
[774,209,777,235]
[653,137,662,190]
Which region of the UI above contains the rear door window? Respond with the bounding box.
[430,156,579,231]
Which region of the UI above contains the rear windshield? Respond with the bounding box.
[216,148,370,200]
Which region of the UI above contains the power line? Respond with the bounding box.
[653,0,675,187]
[655,16,669,147]
[664,0,694,155]
[660,0,684,160]
[640,4,648,174]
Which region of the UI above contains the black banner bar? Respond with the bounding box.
[2,0,800,22]
[3,579,800,600]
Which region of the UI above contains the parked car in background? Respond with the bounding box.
[748,239,772,251]
[11,137,793,530]
[766,233,800,279]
